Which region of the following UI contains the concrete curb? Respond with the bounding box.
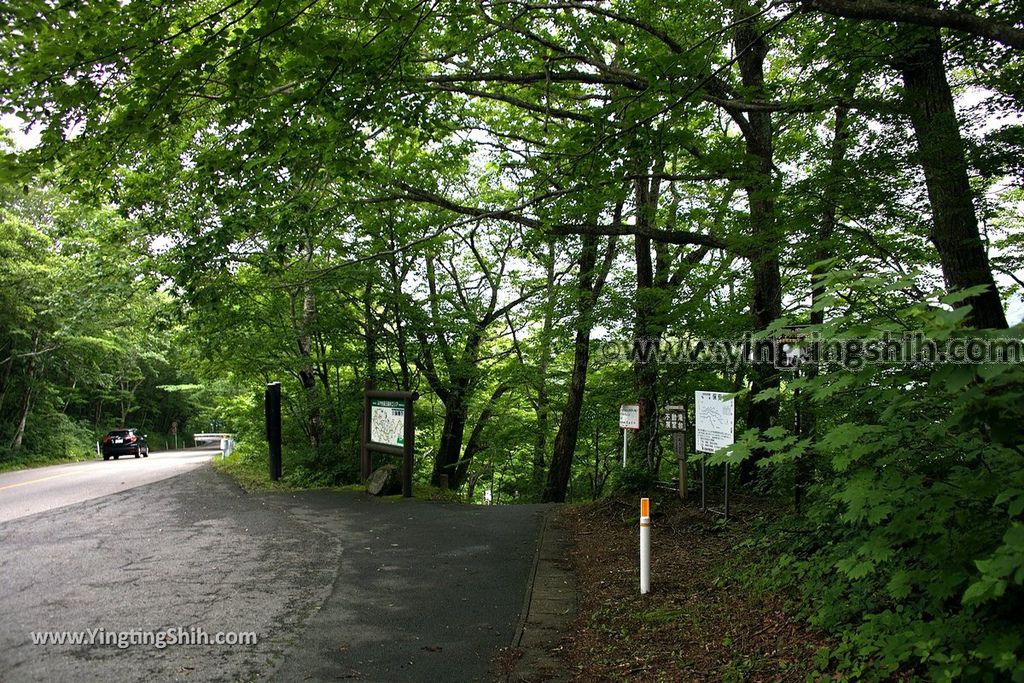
[506,507,576,682]
[512,508,551,648]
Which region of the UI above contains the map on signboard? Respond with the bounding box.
[619,404,640,430]
[695,391,735,454]
[370,399,405,447]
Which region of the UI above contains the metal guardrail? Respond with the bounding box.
[193,432,232,444]
[193,433,235,457]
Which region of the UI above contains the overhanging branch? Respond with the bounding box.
[796,0,1024,50]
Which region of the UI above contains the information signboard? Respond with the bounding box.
[695,391,735,454]
[370,398,406,447]
[619,404,640,430]
[361,390,418,498]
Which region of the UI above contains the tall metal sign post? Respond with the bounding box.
[695,391,735,519]
[265,382,282,481]
[663,405,689,500]
[361,390,418,498]
[619,404,640,467]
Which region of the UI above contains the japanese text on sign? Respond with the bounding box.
[695,391,734,453]
[619,404,640,430]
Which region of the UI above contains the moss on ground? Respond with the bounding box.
[213,450,463,503]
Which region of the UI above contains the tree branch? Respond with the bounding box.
[796,0,1024,50]
[549,222,730,251]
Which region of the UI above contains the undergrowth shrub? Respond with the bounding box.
[725,274,1024,680]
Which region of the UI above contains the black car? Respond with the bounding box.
[101,429,149,460]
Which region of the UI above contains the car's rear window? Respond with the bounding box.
[107,430,132,437]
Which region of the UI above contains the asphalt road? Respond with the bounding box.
[0,449,218,523]
[0,454,545,682]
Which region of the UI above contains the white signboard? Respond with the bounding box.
[695,391,735,454]
[619,404,640,430]
[370,399,405,447]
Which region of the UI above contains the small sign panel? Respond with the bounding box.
[619,404,640,430]
[695,391,735,454]
[370,399,406,447]
[663,405,687,432]
[775,325,814,371]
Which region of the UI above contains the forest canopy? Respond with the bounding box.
[1,0,1023,678]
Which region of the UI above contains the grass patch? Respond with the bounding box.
[367,483,463,503]
[212,449,299,492]
[0,451,97,474]
[214,448,464,503]
[637,608,687,624]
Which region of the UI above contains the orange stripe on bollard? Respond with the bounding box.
[640,497,650,517]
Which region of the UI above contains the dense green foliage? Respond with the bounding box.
[1,0,1023,677]
[731,275,1024,680]
[0,184,199,464]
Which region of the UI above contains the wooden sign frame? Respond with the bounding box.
[360,390,418,498]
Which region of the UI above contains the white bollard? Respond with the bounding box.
[640,497,651,594]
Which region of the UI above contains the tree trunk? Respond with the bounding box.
[296,287,322,449]
[899,27,1007,329]
[0,356,13,416]
[10,386,32,451]
[10,334,39,452]
[631,161,667,473]
[799,102,855,510]
[466,471,482,501]
[387,252,413,391]
[731,3,784,485]
[810,102,852,327]
[455,384,510,487]
[61,378,77,415]
[313,328,344,448]
[432,388,468,486]
[543,232,617,503]
[364,279,379,389]
[531,239,556,496]
[424,327,487,489]
[632,232,661,472]
[544,322,593,502]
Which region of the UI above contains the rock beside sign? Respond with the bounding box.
[366,464,402,496]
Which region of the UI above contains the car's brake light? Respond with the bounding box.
[102,436,110,443]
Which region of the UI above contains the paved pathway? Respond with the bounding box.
[0,462,546,682]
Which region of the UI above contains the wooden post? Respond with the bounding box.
[360,393,370,481]
[403,393,415,498]
[266,382,282,481]
[663,404,689,500]
[678,405,688,500]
